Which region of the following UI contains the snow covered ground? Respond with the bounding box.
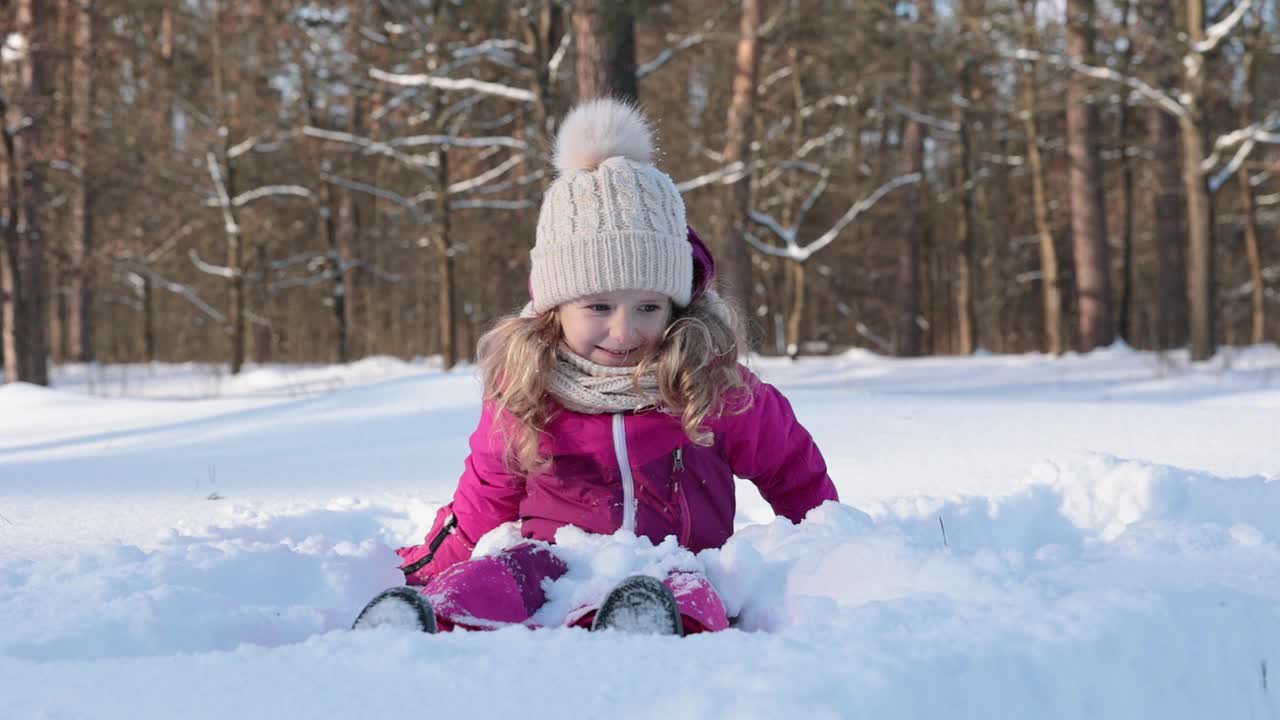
[2,346,1279,719]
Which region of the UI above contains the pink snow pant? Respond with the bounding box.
[419,543,729,634]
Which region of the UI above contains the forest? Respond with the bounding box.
[2,0,1277,383]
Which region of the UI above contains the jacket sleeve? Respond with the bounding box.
[395,401,526,585]
[716,367,838,523]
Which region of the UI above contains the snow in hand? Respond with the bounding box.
[2,347,1279,719]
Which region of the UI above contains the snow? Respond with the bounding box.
[2,347,1279,718]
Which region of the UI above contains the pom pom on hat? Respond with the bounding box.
[553,98,654,174]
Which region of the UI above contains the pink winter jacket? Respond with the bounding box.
[396,366,837,584]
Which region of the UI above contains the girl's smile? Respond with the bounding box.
[557,289,673,366]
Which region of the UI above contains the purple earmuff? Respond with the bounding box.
[687,226,716,304]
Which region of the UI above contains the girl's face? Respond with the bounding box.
[557,289,673,366]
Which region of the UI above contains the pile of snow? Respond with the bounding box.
[2,346,1279,718]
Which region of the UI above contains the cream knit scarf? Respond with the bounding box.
[547,345,660,414]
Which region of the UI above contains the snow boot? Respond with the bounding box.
[351,586,437,633]
[590,575,684,636]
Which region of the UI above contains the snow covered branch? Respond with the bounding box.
[894,103,960,134]
[446,154,525,195]
[389,134,528,151]
[303,126,433,168]
[233,185,313,206]
[199,185,315,209]
[449,198,537,211]
[548,30,572,81]
[748,211,794,247]
[123,266,226,323]
[637,33,704,78]
[796,127,846,159]
[227,135,259,160]
[1194,0,1253,55]
[321,173,425,216]
[1205,111,1280,193]
[1006,48,1187,120]
[747,173,922,262]
[369,67,537,104]
[675,161,755,192]
[205,153,239,237]
[49,159,84,179]
[187,248,239,279]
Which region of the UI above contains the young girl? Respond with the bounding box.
[353,98,837,636]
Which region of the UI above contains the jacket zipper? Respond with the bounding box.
[671,447,691,546]
[612,413,636,532]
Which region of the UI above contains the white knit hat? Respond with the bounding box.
[526,99,691,315]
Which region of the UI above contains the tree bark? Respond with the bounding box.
[1183,0,1214,361]
[436,149,456,370]
[211,0,246,374]
[142,272,156,364]
[338,0,366,360]
[1018,0,1063,356]
[1141,0,1188,352]
[1065,0,1114,352]
[571,0,638,103]
[1239,168,1265,346]
[323,174,348,364]
[68,0,95,362]
[713,0,763,316]
[893,0,928,357]
[8,0,52,384]
[955,86,979,355]
[1238,25,1265,346]
[1,148,18,382]
[785,260,805,358]
[1115,0,1135,345]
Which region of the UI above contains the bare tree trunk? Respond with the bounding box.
[521,0,563,156]
[785,260,805,358]
[571,0,637,103]
[1,163,17,381]
[1238,25,1265,346]
[225,157,246,374]
[893,1,928,358]
[1143,4,1188,353]
[323,180,348,363]
[1182,0,1214,361]
[211,0,246,374]
[142,273,156,363]
[253,244,272,362]
[1065,0,1113,352]
[1018,1,1063,355]
[955,97,979,355]
[713,0,762,316]
[68,0,95,362]
[339,0,366,360]
[1239,168,1265,345]
[436,149,456,370]
[1115,0,1135,345]
[9,0,52,384]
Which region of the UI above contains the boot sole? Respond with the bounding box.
[591,575,683,636]
[352,586,438,633]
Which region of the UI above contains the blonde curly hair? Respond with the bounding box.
[476,292,752,475]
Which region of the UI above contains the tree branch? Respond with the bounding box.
[1006,48,1188,120]
[754,172,922,262]
[1194,0,1253,54]
[637,33,705,79]
[205,152,239,237]
[187,248,239,279]
[369,67,537,104]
